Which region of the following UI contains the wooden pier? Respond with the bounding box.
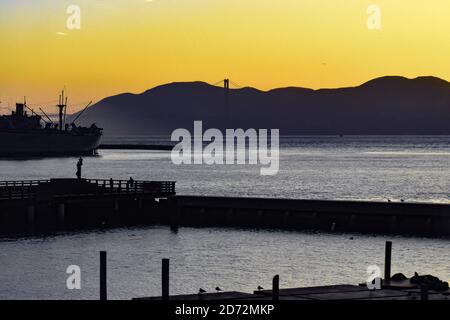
[0,178,175,234]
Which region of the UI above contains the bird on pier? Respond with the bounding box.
[257,286,264,291]
[400,199,405,203]
[198,288,207,294]
[387,199,391,203]
[215,287,222,293]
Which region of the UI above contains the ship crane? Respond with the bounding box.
[72,101,93,125]
[23,98,50,126]
[39,108,54,125]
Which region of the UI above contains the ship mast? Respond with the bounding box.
[57,90,67,131]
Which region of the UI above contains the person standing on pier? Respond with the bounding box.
[76,157,83,179]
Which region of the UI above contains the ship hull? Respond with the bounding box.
[0,131,102,157]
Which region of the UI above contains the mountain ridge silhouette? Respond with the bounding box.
[74,76,450,135]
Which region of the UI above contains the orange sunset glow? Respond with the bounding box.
[1,0,450,112]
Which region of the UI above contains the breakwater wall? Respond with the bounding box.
[168,196,450,237]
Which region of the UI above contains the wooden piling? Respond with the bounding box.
[420,285,429,301]
[57,203,65,230]
[425,217,433,233]
[390,216,397,233]
[283,211,290,226]
[384,241,392,281]
[100,251,107,300]
[348,214,356,229]
[257,209,263,219]
[330,222,337,232]
[162,258,170,300]
[226,208,234,224]
[272,275,279,301]
[27,204,35,232]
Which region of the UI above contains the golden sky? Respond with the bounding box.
[1,0,450,113]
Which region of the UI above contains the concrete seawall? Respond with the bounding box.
[1,194,449,237]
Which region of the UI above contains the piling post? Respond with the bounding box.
[283,211,290,226]
[226,208,234,225]
[349,214,356,229]
[384,241,392,282]
[272,275,279,301]
[390,216,397,233]
[425,217,433,234]
[162,258,170,300]
[311,212,318,229]
[420,285,429,301]
[168,197,180,229]
[100,251,107,300]
[330,222,337,232]
[27,204,35,232]
[57,203,65,230]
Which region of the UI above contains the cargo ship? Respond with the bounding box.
[0,91,102,156]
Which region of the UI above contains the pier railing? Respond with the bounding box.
[85,179,176,195]
[0,180,50,200]
[0,180,50,188]
[0,179,175,200]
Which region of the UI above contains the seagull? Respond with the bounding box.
[257,286,264,291]
[198,288,206,294]
[400,199,405,203]
[215,287,222,293]
[387,199,391,203]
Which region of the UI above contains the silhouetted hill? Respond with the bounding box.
[73,76,450,135]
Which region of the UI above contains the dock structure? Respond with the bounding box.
[0,178,175,234]
[134,284,450,301]
[1,184,450,236]
[132,241,449,301]
[49,240,441,301]
[98,144,173,151]
[168,196,450,237]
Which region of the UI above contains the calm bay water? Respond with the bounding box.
[0,227,448,300]
[0,136,449,299]
[1,135,450,202]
